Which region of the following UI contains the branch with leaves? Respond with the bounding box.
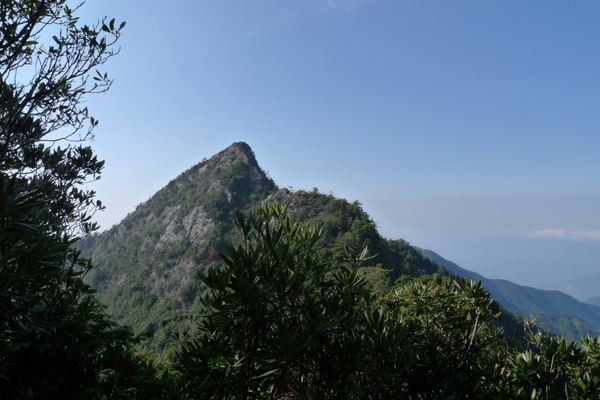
[0,0,125,236]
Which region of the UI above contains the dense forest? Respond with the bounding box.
[4,1,600,399]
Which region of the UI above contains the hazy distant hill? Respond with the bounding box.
[80,142,598,349]
[420,249,600,340]
[587,297,600,307]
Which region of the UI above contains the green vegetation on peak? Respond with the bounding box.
[265,188,443,279]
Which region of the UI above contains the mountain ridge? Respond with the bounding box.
[419,248,600,340]
[81,141,599,348]
[548,275,600,303]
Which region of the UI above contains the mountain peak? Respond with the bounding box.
[223,141,254,156]
[160,141,274,210]
[80,143,439,351]
[210,141,258,167]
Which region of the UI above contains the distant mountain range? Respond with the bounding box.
[547,275,600,304]
[81,142,600,349]
[419,249,600,340]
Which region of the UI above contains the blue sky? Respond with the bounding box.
[79,1,600,290]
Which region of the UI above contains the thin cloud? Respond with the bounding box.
[324,0,352,8]
[322,0,375,12]
[528,229,600,242]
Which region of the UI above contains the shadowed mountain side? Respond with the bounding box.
[419,248,600,340]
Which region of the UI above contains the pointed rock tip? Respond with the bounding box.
[228,141,252,152]
[216,141,258,165]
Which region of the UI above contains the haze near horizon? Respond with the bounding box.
[80,1,600,290]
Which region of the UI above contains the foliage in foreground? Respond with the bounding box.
[174,204,600,400]
[0,175,168,398]
[0,1,170,398]
[5,183,600,399]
